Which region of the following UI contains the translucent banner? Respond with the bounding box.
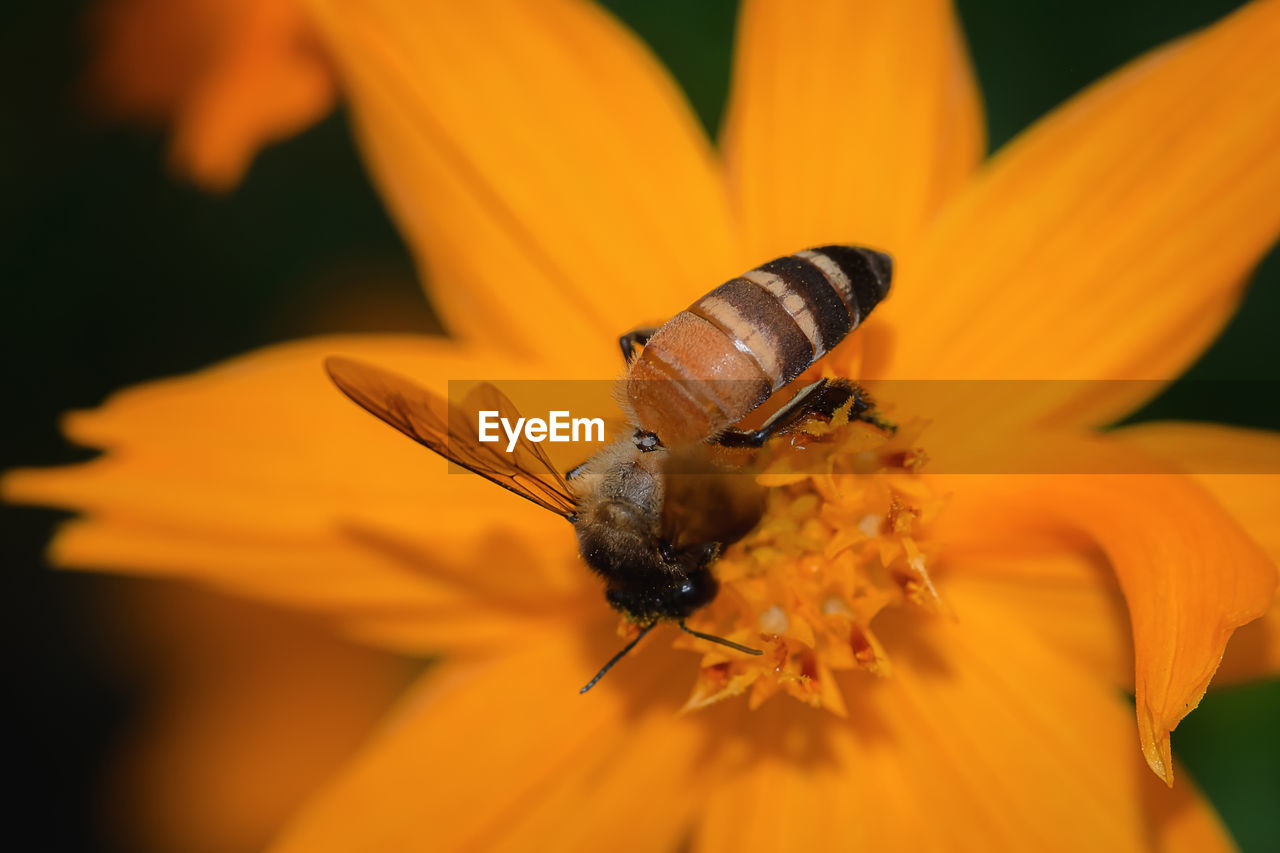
[428,379,1280,476]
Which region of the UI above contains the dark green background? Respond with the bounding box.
[2,0,1277,850]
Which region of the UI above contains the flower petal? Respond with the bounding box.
[694,586,1235,851]
[878,0,1280,426]
[305,0,738,362]
[1114,421,1280,685]
[938,548,1133,691]
[2,335,592,654]
[270,627,719,852]
[34,517,586,657]
[106,581,414,853]
[721,0,984,259]
[87,0,336,190]
[934,469,1277,783]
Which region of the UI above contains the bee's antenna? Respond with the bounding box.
[580,623,655,694]
[678,620,764,656]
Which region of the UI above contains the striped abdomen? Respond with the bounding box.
[628,245,892,444]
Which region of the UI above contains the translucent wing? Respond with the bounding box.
[325,357,578,520]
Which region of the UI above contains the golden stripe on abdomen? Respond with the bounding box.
[689,278,812,389]
[750,254,852,359]
[798,246,892,326]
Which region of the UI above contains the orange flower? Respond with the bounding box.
[12,0,1280,849]
[99,582,415,853]
[83,0,335,190]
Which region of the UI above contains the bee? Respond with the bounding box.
[326,245,892,692]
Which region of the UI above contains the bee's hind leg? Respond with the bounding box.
[618,327,660,365]
[715,379,873,449]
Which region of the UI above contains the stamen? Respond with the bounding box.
[675,404,944,714]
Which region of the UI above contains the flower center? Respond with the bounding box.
[678,406,943,715]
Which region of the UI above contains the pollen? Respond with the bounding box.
[678,413,946,715]
[758,604,789,634]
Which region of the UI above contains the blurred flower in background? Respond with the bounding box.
[98,582,415,853]
[83,0,335,189]
[7,0,1280,851]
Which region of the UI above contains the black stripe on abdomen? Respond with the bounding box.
[756,255,853,355]
[810,245,893,324]
[690,277,814,388]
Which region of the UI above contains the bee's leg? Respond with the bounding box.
[716,379,832,448]
[618,327,660,364]
[715,379,873,448]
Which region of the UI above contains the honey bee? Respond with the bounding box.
[326,245,892,692]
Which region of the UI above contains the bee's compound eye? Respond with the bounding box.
[633,429,663,453]
[673,568,718,616]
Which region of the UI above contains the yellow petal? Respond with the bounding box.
[271,628,717,852]
[1115,421,1280,684]
[695,585,1234,851]
[878,0,1280,427]
[305,0,738,362]
[106,581,414,853]
[39,517,585,657]
[935,469,1277,783]
[3,335,592,654]
[938,549,1133,691]
[722,0,984,259]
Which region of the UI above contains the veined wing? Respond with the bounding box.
[325,357,578,520]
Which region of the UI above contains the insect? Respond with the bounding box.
[326,244,892,692]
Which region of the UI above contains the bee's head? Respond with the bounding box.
[590,541,720,623]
